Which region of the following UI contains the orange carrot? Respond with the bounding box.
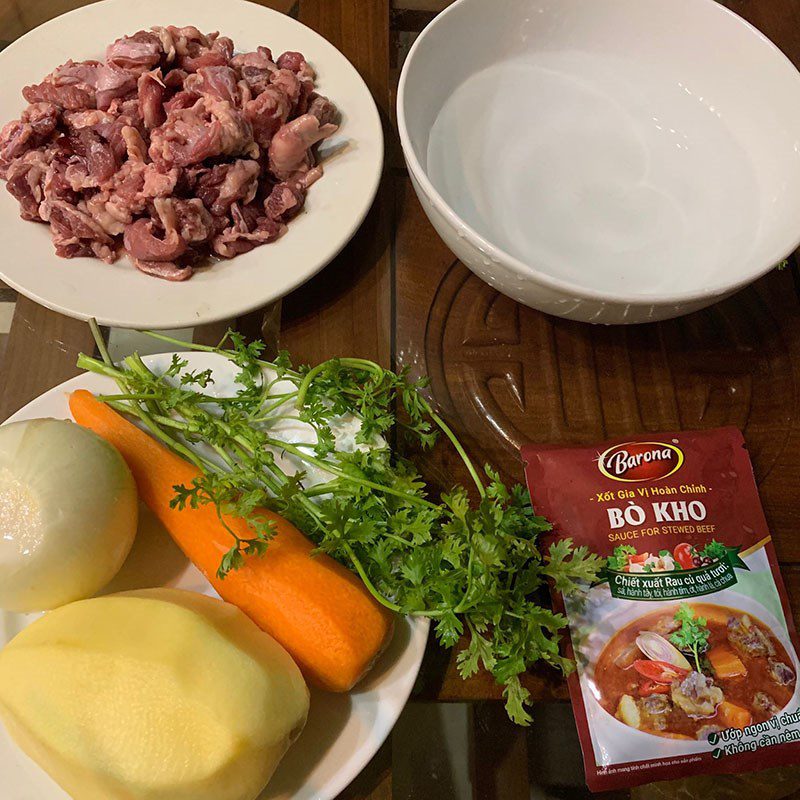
[707,645,747,680]
[718,701,752,729]
[69,389,394,692]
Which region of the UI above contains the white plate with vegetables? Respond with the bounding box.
[0,348,428,800]
[0,326,598,800]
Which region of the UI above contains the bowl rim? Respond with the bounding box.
[397,0,800,307]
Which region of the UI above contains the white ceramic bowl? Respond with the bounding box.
[398,0,800,324]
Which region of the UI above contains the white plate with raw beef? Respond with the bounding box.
[0,0,382,328]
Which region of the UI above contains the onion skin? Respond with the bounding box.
[0,418,138,612]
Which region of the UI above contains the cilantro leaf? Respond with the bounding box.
[606,544,637,571]
[503,676,533,725]
[701,540,728,562]
[669,604,710,671]
[545,539,604,594]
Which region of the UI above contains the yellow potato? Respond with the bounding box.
[616,694,641,729]
[0,588,309,800]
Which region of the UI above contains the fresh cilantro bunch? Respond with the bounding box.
[78,323,603,725]
[670,604,710,672]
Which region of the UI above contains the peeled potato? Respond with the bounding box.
[0,418,138,611]
[0,589,309,800]
[617,694,641,729]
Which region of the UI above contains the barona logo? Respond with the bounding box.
[598,441,684,482]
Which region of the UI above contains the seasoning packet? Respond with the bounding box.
[522,428,800,792]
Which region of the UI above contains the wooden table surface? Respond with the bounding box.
[2,0,800,798]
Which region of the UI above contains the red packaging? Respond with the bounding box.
[522,427,800,792]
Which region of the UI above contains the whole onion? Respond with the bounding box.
[0,418,138,612]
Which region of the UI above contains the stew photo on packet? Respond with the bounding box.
[522,428,800,792]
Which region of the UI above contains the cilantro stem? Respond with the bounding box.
[294,362,328,409]
[98,393,163,402]
[454,547,476,614]
[140,330,301,379]
[89,318,113,367]
[141,330,219,353]
[301,481,340,497]
[105,398,209,472]
[425,405,485,499]
[77,353,125,380]
[214,504,245,547]
[294,357,387,410]
[259,413,305,426]
[341,543,402,614]
[251,392,298,420]
[259,435,439,509]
